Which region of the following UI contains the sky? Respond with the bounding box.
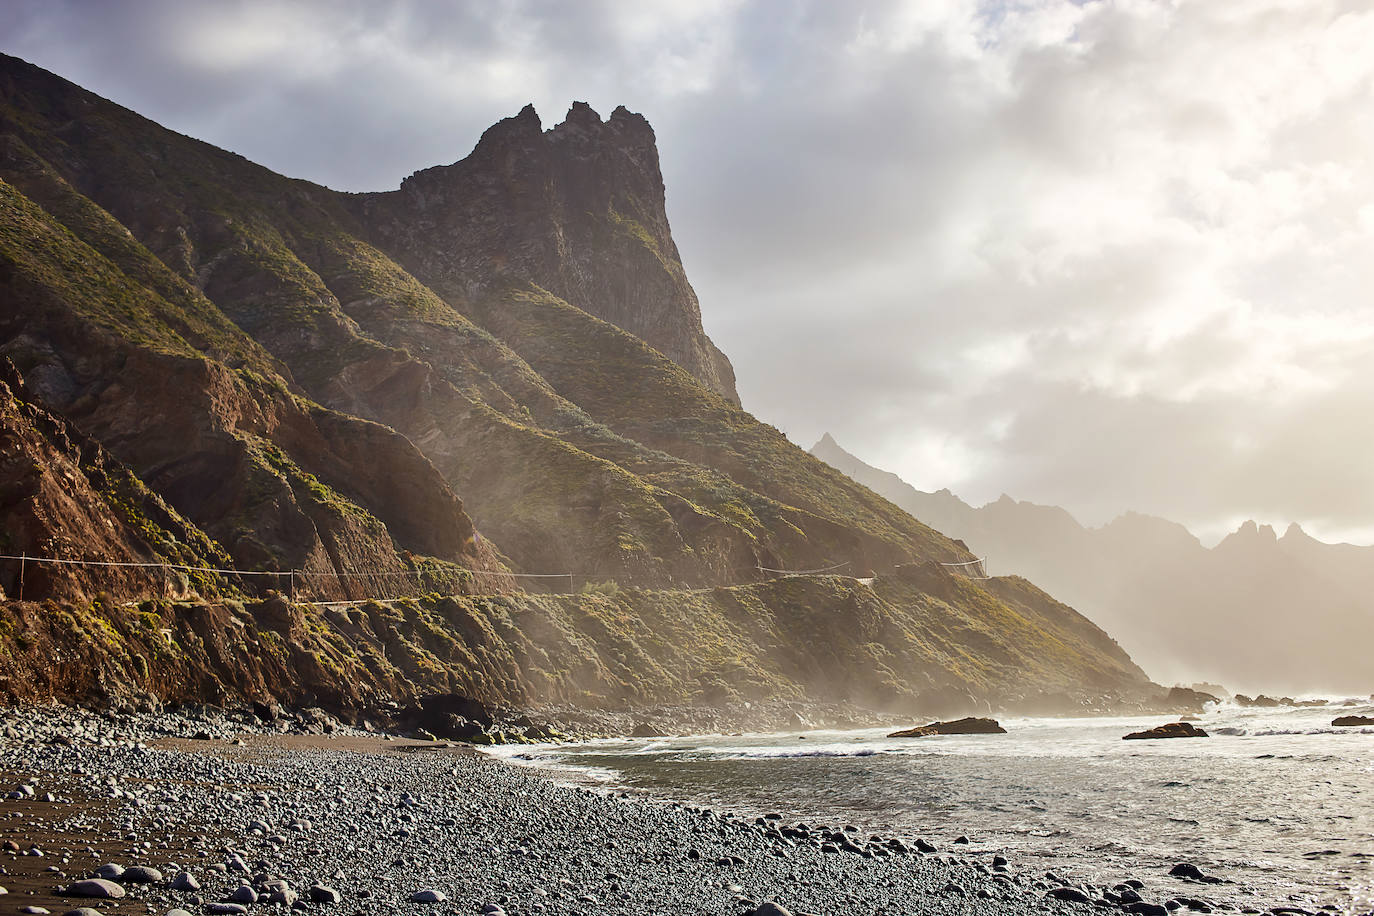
[5,0,1374,546]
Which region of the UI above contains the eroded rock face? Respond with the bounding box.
[0,359,223,602]
[355,102,740,406]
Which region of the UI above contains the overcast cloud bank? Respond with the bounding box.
[5,0,1372,544]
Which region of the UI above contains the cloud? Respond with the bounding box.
[3,0,1374,543]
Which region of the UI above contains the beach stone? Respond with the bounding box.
[123,865,164,884]
[1125,903,1169,916]
[92,864,124,879]
[168,909,194,916]
[227,886,257,904]
[171,872,201,891]
[410,890,447,904]
[204,905,247,915]
[1168,863,1221,883]
[267,890,298,906]
[64,908,103,916]
[308,884,341,903]
[67,879,127,899]
[752,904,792,916]
[1048,887,1092,903]
[20,907,50,915]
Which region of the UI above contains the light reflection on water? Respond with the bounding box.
[493,706,1374,913]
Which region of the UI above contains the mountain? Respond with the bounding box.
[812,433,1374,696]
[0,54,1157,717]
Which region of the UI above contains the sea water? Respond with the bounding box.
[492,704,1374,913]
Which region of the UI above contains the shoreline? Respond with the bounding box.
[0,704,1336,916]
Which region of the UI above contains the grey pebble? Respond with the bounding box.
[66,879,127,899]
[410,890,447,903]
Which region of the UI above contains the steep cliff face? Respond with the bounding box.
[355,102,739,406]
[0,360,231,603]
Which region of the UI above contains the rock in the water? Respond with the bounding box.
[888,717,1007,738]
[410,890,447,904]
[66,879,127,899]
[1332,715,1374,727]
[1124,722,1209,740]
[1168,863,1222,884]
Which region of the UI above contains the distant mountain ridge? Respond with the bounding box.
[812,432,1374,695]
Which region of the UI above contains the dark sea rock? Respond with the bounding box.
[1164,686,1219,713]
[1331,715,1374,727]
[1124,722,1209,740]
[888,717,1006,738]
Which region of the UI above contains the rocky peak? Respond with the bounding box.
[359,103,740,405]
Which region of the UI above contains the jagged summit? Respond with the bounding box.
[373,99,739,404]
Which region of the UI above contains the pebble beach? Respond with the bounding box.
[0,705,1286,916]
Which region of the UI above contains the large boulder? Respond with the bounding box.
[1123,722,1209,740]
[888,717,1006,738]
[1332,715,1374,727]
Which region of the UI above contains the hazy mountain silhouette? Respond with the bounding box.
[813,433,1374,696]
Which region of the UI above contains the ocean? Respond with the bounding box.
[493,703,1374,913]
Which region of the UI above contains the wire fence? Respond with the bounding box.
[940,557,991,580]
[0,550,993,603]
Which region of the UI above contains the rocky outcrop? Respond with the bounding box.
[1123,722,1209,740]
[888,717,1006,738]
[355,103,739,405]
[1332,715,1374,727]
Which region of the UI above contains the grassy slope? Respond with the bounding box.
[0,565,1149,714]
